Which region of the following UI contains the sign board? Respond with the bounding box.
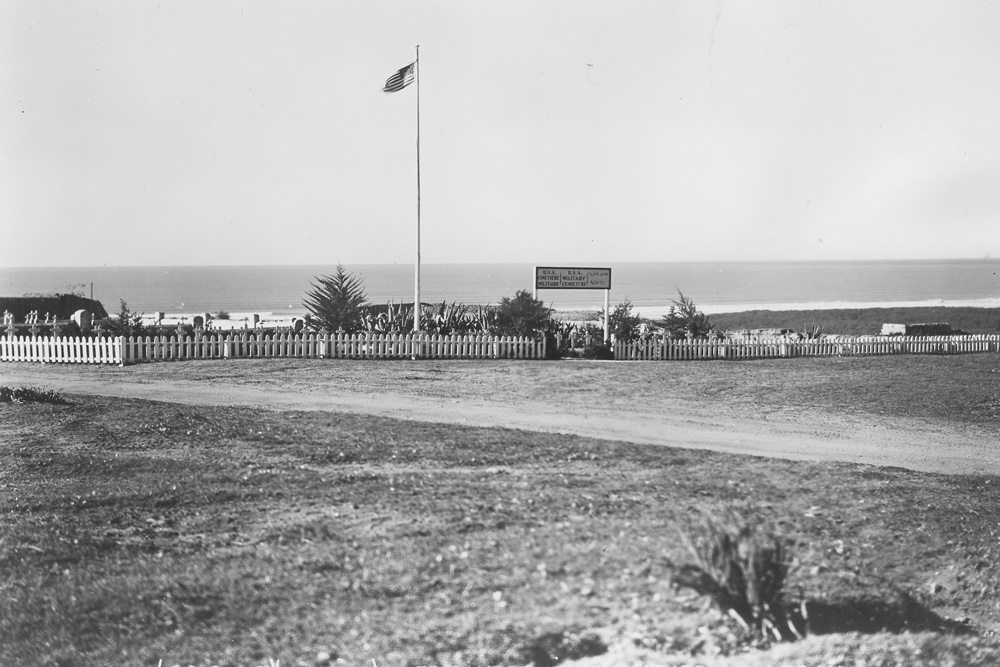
[534,267,612,290]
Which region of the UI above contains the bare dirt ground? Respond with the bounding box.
[5,354,1000,666]
[3,355,998,476]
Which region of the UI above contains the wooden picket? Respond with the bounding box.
[98,331,544,364]
[614,334,1000,361]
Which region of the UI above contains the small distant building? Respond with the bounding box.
[880,323,960,336]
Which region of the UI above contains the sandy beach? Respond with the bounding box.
[137,296,1000,330]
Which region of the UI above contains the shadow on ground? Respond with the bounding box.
[801,590,975,636]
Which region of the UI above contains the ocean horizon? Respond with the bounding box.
[2,260,998,318]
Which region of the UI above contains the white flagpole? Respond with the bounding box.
[414,45,421,333]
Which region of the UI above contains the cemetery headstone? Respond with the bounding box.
[72,310,93,331]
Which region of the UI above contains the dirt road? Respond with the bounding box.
[3,358,997,476]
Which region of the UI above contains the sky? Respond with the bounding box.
[2,1,999,268]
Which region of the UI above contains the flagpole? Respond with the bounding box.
[414,45,421,333]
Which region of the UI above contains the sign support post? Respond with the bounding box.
[604,288,610,344]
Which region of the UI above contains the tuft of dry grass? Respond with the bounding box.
[674,510,799,643]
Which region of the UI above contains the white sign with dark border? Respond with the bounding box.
[534,267,612,290]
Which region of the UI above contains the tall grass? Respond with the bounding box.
[675,510,799,643]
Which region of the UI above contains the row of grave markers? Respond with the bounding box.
[3,309,95,328]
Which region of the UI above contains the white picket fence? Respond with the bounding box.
[0,335,124,365]
[4,332,1000,366]
[0,332,546,365]
[614,334,1000,361]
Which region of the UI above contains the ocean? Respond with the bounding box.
[1,260,999,318]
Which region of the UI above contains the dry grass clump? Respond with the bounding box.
[675,510,800,643]
[0,385,67,404]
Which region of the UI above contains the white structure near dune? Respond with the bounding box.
[138,312,304,332]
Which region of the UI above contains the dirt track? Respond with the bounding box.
[2,358,998,476]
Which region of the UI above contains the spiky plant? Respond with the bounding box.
[802,323,824,340]
[674,510,799,642]
[386,301,416,334]
[471,305,499,334]
[426,301,472,335]
[362,301,414,334]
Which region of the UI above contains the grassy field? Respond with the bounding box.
[709,306,1000,336]
[561,305,1000,336]
[3,354,1000,666]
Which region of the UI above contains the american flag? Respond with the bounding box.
[383,62,416,93]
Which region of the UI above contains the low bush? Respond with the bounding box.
[103,299,148,338]
[598,299,643,342]
[580,343,614,360]
[493,290,553,337]
[0,386,68,405]
[660,290,714,339]
[56,320,83,337]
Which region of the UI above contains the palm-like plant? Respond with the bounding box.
[303,265,369,333]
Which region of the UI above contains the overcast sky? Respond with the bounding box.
[3,1,999,268]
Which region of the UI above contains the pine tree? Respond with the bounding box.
[662,290,713,339]
[303,265,369,333]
